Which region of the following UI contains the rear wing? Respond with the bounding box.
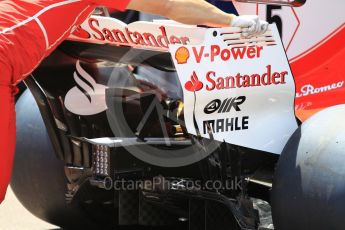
[68,16,276,52]
[67,16,206,52]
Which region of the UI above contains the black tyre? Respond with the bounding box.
[11,90,98,229]
[271,104,345,230]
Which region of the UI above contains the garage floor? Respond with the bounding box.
[0,187,58,230]
[0,187,274,230]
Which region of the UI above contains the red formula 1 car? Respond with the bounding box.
[11,1,345,229]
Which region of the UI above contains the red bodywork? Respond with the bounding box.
[292,25,345,121]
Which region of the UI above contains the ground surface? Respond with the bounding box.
[0,187,274,230]
[0,187,58,230]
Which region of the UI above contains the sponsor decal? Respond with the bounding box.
[182,65,288,92]
[203,117,249,135]
[296,81,344,98]
[204,65,287,91]
[204,97,246,114]
[184,72,203,92]
[70,17,192,50]
[203,97,248,135]
[170,25,298,154]
[191,45,264,63]
[64,61,107,116]
[175,46,190,64]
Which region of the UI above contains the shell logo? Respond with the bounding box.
[175,46,190,64]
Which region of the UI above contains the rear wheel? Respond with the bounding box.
[11,90,100,229]
[272,105,345,230]
[12,90,172,230]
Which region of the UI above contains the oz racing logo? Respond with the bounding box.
[204,96,246,114]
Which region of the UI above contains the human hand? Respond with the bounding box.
[230,15,269,37]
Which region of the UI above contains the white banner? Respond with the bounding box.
[170,25,298,154]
